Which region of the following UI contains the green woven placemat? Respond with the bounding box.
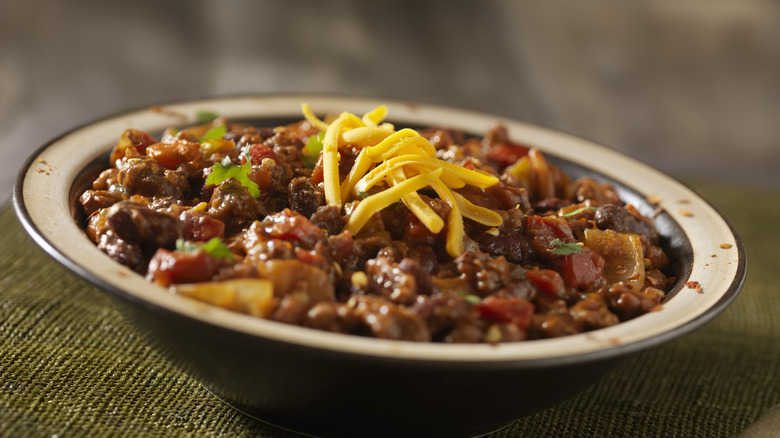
[2,182,778,437]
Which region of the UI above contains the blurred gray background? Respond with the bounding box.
[2,0,779,206]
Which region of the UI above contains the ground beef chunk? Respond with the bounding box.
[271,293,310,325]
[90,201,184,272]
[325,231,361,273]
[92,168,119,190]
[445,314,487,343]
[97,229,145,272]
[493,279,538,301]
[419,127,466,150]
[530,313,581,339]
[104,201,184,252]
[346,296,431,341]
[207,180,262,236]
[79,190,121,216]
[117,157,190,199]
[455,250,521,296]
[569,177,622,206]
[534,197,573,213]
[366,256,437,306]
[310,205,346,236]
[569,293,620,330]
[600,283,662,320]
[303,301,357,334]
[179,210,225,242]
[595,204,659,245]
[272,144,307,176]
[247,144,294,193]
[457,182,530,211]
[412,293,476,341]
[288,176,325,219]
[353,232,395,263]
[473,209,538,265]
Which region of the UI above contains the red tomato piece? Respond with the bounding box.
[147,248,222,287]
[486,142,531,170]
[476,296,535,329]
[147,139,201,169]
[525,215,576,257]
[247,144,280,164]
[525,268,566,297]
[110,129,158,164]
[558,246,607,291]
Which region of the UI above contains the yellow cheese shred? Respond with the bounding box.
[430,179,465,257]
[452,192,503,227]
[389,168,445,234]
[342,126,394,146]
[345,168,443,235]
[301,103,503,257]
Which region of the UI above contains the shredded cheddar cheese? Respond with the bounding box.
[300,103,502,257]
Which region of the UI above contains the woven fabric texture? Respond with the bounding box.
[2,182,778,437]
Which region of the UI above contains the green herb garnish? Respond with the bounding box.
[176,237,234,260]
[205,155,260,197]
[562,206,598,218]
[195,110,220,124]
[175,238,199,253]
[549,238,583,255]
[201,237,234,259]
[200,123,227,143]
[302,132,325,169]
[357,191,370,199]
[463,294,482,305]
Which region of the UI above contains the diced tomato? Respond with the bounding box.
[146,139,201,169]
[558,246,607,291]
[525,215,575,257]
[110,129,158,164]
[525,268,566,297]
[147,248,222,287]
[247,144,280,164]
[486,142,531,170]
[476,296,535,329]
[262,209,326,249]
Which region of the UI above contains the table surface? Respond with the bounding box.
[2,180,778,437]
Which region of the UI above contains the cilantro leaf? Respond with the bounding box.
[175,237,234,260]
[562,206,598,218]
[201,237,234,260]
[175,238,199,253]
[357,191,370,200]
[549,238,583,255]
[302,132,325,169]
[463,294,482,305]
[205,155,261,197]
[200,123,227,143]
[195,110,220,124]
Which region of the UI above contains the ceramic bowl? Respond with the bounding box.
[14,95,746,437]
